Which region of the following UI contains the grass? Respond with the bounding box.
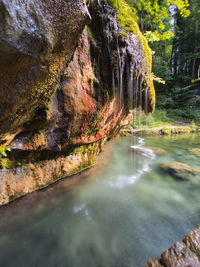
[125,109,200,136]
[132,109,175,129]
[167,109,200,124]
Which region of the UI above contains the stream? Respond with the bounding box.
[0,134,200,267]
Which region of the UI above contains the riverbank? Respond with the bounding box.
[120,124,199,136]
[120,109,200,136]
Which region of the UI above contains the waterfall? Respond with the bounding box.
[136,75,139,110]
[117,40,125,108]
[139,77,143,109]
[128,61,134,110]
[112,70,115,96]
[145,87,148,114]
[89,0,152,117]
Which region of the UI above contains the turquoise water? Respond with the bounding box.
[0,134,200,267]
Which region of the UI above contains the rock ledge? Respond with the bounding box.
[145,224,200,267]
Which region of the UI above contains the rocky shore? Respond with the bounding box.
[145,224,200,267]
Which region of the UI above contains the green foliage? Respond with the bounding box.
[160,126,197,135]
[119,30,128,39]
[132,109,174,128]
[87,26,95,44]
[167,109,200,123]
[152,73,166,84]
[124,0,190,42]
[0,146,11,168]
[191,77,200,83]
[170,0,200,83]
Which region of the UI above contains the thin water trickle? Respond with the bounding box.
[136,75,140,109]
[112,70,115,96]
[97,0,102,8]
[145,87,148,114]
[91,0,145,113]
[128,61,134,110]
[117,42,125,108]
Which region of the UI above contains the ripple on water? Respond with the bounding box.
[0,135,200,267]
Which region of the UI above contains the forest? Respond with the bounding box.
[129,0,200,124]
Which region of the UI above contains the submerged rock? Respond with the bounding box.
[147,147,167,155]
[190,148,200,157]
[145,225,200,267]
[160,161,200,181]
[131,146,155,158]
[131,145,166,157]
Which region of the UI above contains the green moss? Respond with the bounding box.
[161,126,197,135]
[119,30,128,39]
[0,145,12,169]
[45,83,60,120]
[161,128,171,135]
[87,26,95,44]
[140,129,159,136]
[107,0,150,64]
[71,159,96,175]
[9,194,17,202]
[133,125,198,136]
[54,172,64,181]
[1,158,12,168]
[191,249,200,261]
[107,0,155,112]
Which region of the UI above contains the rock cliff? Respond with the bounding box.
[0,0,155,205]
[0,0,90,144]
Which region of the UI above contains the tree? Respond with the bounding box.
[170,0,200,84]
[125,0,190,41]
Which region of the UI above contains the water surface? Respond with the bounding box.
[0,134,200,267]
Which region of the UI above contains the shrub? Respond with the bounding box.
[132,109,174,128]
[167,109,200,123]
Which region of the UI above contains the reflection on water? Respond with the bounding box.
[0,134,200,267]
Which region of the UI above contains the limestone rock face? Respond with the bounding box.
[0,0,90,142]
[145,225,200,267]
[0,0,155,204]
[160,242,200,267]
[184,225,200,255]
[9,0,156,151]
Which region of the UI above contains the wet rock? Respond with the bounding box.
[0,141,103,206]
[160,161,200,180]
[160,242,200,267]
[190,148,200,157]
[0,0,156,204]
[144,259,164,267]
[9,0,155,151]
[131,146,155,158]
[183,224,200,256]
[89,0,155,114]
[145,225,200,267]
[147,147,167,155]
[0,0,90,142]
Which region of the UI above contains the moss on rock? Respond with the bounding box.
[107,0,155,112]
